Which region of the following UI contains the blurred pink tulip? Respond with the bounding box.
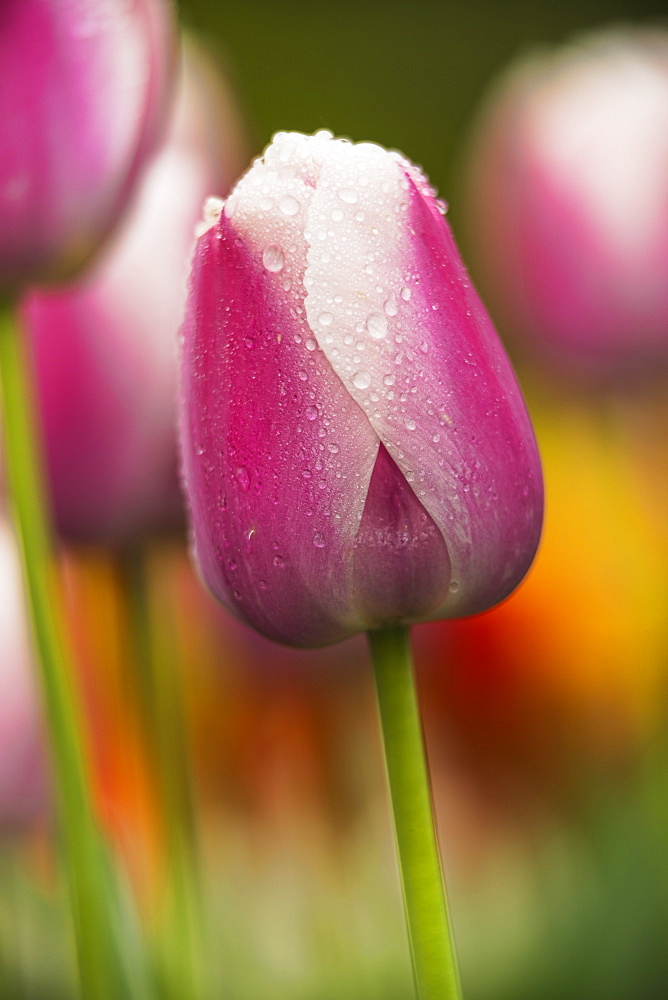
[180,131,543,647]
[21,42,248,542]
[464,28,668,375]
[0,518,46,832]
[0,0,174,290]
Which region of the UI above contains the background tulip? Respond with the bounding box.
[180,130,543,647]
[0,0,174,291]
[462,27,668,376]
[0,517,46,833]
[21,40,249,542]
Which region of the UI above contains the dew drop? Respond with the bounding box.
[305,405,318,420]
[279,195,300,216]
[327,442,340,454]
[405,418,417,431]
[384,295,399,317]
[313,532,326,548]
[352,370,371,390]
[449,580,459,593]
[354,210,365,222]
[297,369,308,381]
[273,555,285,568]
[400,286,412,301]
[338,188,358,204]
[383,373,396,387]
[262,245,285,272]
[318,312,333,327]
[235,466,250,491]
[331,208,344,222]
[367,313,388,340]
[305,338,317,351]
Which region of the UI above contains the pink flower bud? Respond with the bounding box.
[464,28,668,374]
[0,518,46,832]
[21,42,248,542]
[180,131,543,647]
[0,0,174,290]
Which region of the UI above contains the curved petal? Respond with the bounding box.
[353,444,451,626]
[181,199,379,646]
[305,146,542,616]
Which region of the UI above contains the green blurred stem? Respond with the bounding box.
[368,624,462,1000]
[122,546,205,1000]
[0,298,136,1000]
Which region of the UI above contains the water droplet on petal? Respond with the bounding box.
[318,312,333,327]
[263,245,285,272]
[313,532,326,548]
[279,195,300,216]
[338,188,358,204]
[352,370,371,390]
[449,580,459,593]
[384,295,399,316]
[367,313,388,340]
[305,338,317,351]
[400,286,412,301]
[235,467,251,491]
[305,405,318,420]
[405,418,417,431]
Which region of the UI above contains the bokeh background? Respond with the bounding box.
[2,0,668,998]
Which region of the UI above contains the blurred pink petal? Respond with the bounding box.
[464,27,668,376]
[22,40,248,542]
[0,0,175,289]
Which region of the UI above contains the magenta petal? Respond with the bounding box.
[354,444,451,626]
[380,177,543,616]
[304,144,542,617]
[181,212,379,647]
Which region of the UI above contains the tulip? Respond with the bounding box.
[21,40,248,542]
[463,27,668,374]
[180,130,543,648]
[0,517,46,833]
[0,0,174,291]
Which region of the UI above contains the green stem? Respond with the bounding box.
[121,546,205,1000]
[0,299,140,1000]
[368,624,462,1000]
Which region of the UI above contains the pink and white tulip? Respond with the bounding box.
[22,42,247,542]
[0,0,174,290]
[0,519,46,832]
[464,28,668,374]
[180,132,543,647]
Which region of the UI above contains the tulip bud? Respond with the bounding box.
[463,27,668,375]
[0,0,174,290]
[0,518,46,832]
[180,131,543,647]
[21,41,248,542]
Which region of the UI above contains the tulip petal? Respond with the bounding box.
[354,443,451,626]
[305,148,542,615]
[182,198,380,646]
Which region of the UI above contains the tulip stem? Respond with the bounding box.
[120,545,205,1000]
[0,298,142,1000]
[368,624,462,1000]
